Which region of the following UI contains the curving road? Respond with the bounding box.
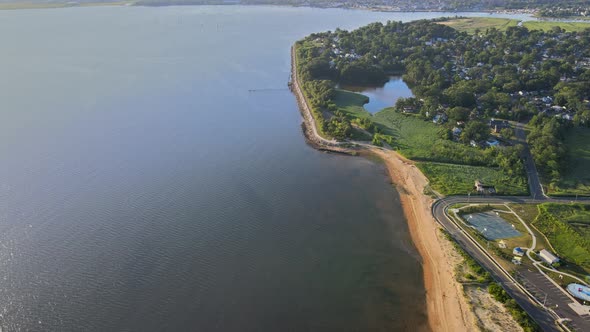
[432,195,590,332]
[429,120,590,331]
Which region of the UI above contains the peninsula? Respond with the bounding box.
[292,18,590,332]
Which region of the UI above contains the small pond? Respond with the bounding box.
[340,76,413,114]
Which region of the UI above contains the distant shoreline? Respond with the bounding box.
[0,1,133,11]
[0,1,534,16]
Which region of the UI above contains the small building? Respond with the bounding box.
[452,127,462,137]
[474,180,496,195]
[513,247,525,257]
[512,256,523,265]
[402,106,417,113]
[539,249,560,265]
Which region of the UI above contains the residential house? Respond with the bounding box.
[489,118,510,133]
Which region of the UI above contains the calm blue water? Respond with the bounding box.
[341,76,414,114]
[0,6,532,331]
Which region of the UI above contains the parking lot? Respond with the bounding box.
[514,269,590,331]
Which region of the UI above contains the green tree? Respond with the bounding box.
[447,106,470,122]
[461,121,490,143]
[500,127,514,139]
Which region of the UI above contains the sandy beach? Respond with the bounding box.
[369,148,477,332]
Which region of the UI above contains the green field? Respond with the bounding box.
[440,17,590,34]
[534,203,590,274]
[373,108,495,166]
[333,89,370,119]
[550,127,590,196]
[417,162,529,196]
[509,204,550,249]
[372,108,445,159]
[523,21,590,32]
[439,18,519,34]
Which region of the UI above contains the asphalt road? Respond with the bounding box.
[514,122,546,199]
[432,195,590,332]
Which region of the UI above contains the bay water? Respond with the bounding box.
[0,6,531,331]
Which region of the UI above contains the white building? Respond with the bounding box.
[539,249,560,265]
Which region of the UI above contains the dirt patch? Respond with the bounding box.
[464,285,523,332]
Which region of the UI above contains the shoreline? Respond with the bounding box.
[290,45,477,332]
[0,2,536,16]
[370,148,477,332]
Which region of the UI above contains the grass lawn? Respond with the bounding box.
[417,162,529,196]
[506,204,558,257]
[550,127,590,196]
[438,18,518,34]
[373,108,507,166]
[372,108,443,159]
[439,17,590,34]
[332,89,371,119]
[533,203,590,274]
[523,21,590,32]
